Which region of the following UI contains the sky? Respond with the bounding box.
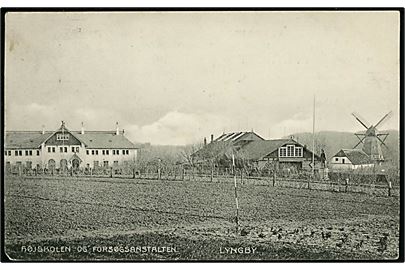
[4,11,400,145]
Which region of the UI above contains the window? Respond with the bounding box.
[72,147,75,153]
[335,157,339,162]
[126,150,129,155]
[342,159,345,164]
[4,150,7,156]
[103,161,109,167]
[60,147,63,153]
[106,150,109,155]
[52,147,55,153]
[116,150,119,155]
[8,151,12,156]
[19,150,22,156]
[112,150,116,155]
[25,150,29,156]
[92,150,95,155]
[37,150,40,156]
[95,150,98,155]
[294,147,302,157]
[76,147,79,153]
[279,148,286,157]
[102,150,105,155]
[29,150,32,156]
[86,150,89,155]
[56,134,69,141]
[64,147,68,153]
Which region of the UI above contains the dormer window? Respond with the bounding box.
[279,144,303,158]
[57,134,69,141]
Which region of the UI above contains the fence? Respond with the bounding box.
[5,164,399,197]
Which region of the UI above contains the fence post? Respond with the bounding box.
[273,172,276,187]
[388,181,392,197]
[210,163,214,182]
[308,175,311,190]
[110,167,113,178]
[182,167,185,181]
[133,168,135,179]
[345,178,349,193]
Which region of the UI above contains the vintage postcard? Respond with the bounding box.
[1,9,403,262]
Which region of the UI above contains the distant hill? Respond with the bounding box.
[287,130,400,166]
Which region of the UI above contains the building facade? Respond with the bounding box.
[4,121,139,172]
[192,131,321,173]
[329,149,374,171]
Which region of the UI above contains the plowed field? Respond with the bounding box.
[4,176,400,261]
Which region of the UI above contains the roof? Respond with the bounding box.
[333,149,373,165]
[214,131,265,142]
[74,131,137,149]
[239,139,293,160]
[193,137,321,161]
[5,130,138,149]
[5,131,52,149]
[192,141,233,160]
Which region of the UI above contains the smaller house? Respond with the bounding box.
[240,138,321,172]
[192,131,321,174]
[329,149,374,171]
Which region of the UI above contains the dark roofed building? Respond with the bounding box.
[192,131,321,173]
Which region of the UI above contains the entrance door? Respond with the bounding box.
[60,159,68,170]
[72,159,80,169]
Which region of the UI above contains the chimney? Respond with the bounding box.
[81,122,85,134]
[42,125,45,135]
[204,137,207,146]
[210,134,214,143]
[116,122,119,135]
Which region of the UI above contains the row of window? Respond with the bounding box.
[5,150,40,156]
[279,145,303,158]
[86,149,130,156]
[6,148,131,156]
[47,146,80,153]
[56,134,70,141]
[6,160,126,169]
[91,160,120,167]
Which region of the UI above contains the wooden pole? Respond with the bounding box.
[310,94,315,189]
[345,178,349,193]
[158,159,161,180]
[388,181,392,197]
[232,154,240,233]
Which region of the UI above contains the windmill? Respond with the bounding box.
[351,111,392,163]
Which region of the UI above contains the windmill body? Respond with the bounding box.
[352,112,391,164]
[362,128,384,162]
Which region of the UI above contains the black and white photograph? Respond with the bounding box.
[1,8,403,262]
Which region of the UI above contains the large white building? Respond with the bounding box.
[4,121,139,172]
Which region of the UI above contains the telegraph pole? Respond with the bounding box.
[311,95,316,186]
